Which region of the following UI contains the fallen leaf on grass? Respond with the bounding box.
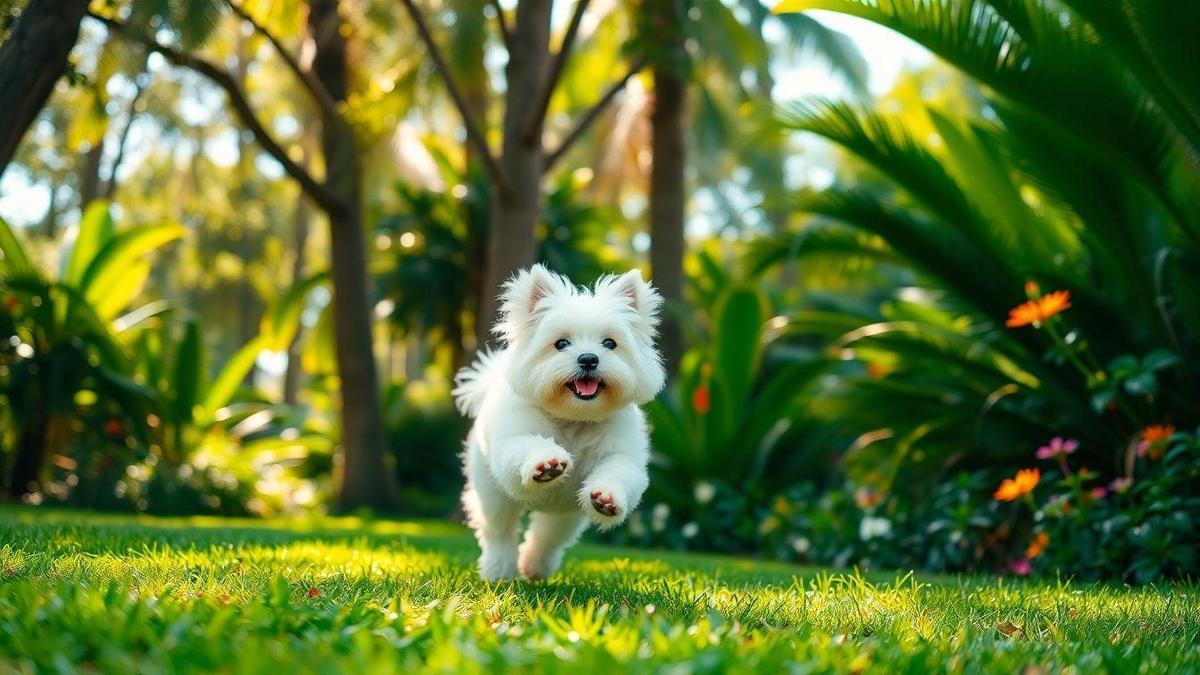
[997,621,1024,638]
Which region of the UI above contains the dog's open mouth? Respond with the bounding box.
[566,376,604,401]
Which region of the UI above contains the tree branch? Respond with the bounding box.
[488,0,511,51]
[223,0,340,122]
[522,0,590,143]
[544,55,647,174]
[89,12,347,216]
[103,75,147,200]
[397,0,504,188]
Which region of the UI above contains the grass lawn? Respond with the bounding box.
[1,508,1197,673]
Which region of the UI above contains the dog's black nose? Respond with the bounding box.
[577,353,599,370]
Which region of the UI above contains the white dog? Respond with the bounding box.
[453,264,666,581]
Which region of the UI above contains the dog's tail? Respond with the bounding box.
[453,349,504,418]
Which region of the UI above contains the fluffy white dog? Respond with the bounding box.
[453,264,665,581]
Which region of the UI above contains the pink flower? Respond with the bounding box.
[1009,558,1032,576]
[1090,487,1107,499]
[1108,477,1133,494]
[1036,437,1078,460]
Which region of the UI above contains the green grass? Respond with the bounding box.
[1,508,1197,673]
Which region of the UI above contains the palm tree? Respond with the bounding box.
[760,0,1200,485]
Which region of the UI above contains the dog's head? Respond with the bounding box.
[497,264,665,421]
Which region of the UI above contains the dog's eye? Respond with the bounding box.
[601,338,617,350]
[554,339,571,351]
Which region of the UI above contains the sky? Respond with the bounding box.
[0,10,932,229]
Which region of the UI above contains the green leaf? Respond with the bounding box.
[0,215,35,279]
[1090,387,1117,414]
[172,319,204,428]
[301,302,336,375]
[1108,355,1139,380]
[66,86,109,152]
[198,336,265,424]
[1141,349,1179,372]
[63,201,114,287]
[261,271,328,351]
[1122,372,1158,397]
[92,261,151,321]
[712,285,769,418]
[80,223,186,307]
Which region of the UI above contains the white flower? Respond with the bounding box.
[693,482,716,504]
[651,503,670,532]
[790,536,810,554]
[859,516,893,541]
[681,522,699,539]
[629,513,645,537]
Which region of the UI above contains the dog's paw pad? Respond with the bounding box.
[531,458,567,483]
[590,490,619,517]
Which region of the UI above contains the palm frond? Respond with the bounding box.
[774,12,870,95]
[744,223,898,276]
[776,0,1199,241]
[791,188,1017,319]
[1056,0,1200,152]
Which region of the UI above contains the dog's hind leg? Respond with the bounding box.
[463,464,522,581]
[518,510,587,580]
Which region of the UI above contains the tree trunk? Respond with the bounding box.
[308,0,399,511]
[38,187,59,238]
[454,1,490,359]
[78,139,105,208]
[0,0,90,178]
[283,127,314,405]
[476,0,553,349]
[647,1,688,378]
[5,389,48,500]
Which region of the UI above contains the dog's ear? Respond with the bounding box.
[497,264,568,341]
[612,268,663,328]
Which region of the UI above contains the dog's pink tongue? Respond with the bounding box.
[575,378,599,396]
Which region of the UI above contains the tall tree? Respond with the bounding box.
[306,0,398,511]
[93,0,400,510]
[0,0,91,177]
[399,0,645,347]
[645,0,688,376]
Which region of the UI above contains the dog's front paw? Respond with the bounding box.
[532,457,568,483]
[580,485,630,529]
[520,452,571,487]
[589,489,619,517]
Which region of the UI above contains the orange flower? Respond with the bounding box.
[1141,425,1175,444]
[1026,532,1049,559]
[994,468,1040,501]
[1006,290,1071,328]
[307,587,321,598]
[691,386,711,415]
[866,362,891,380]
[1138,425,1175,460]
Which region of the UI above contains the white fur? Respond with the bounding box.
[454,265,665,581]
